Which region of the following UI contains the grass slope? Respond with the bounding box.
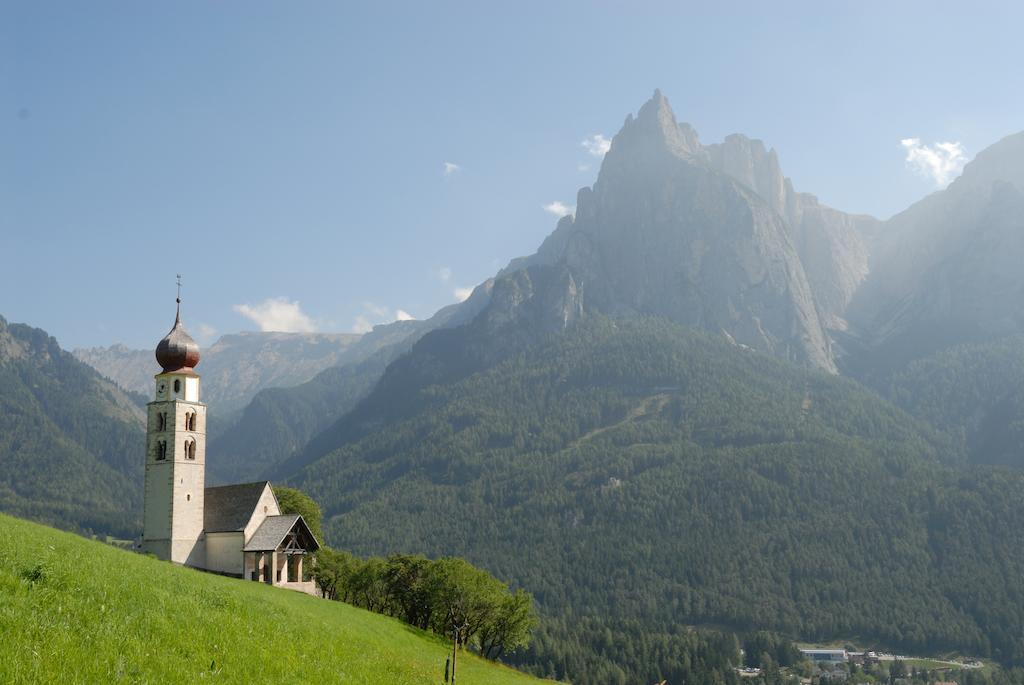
[0,514,547,685]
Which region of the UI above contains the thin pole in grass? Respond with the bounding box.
[451,624,458,685]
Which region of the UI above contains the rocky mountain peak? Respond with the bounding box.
[612,90,702,163]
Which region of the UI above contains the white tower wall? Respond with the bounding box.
[142,371,207,566]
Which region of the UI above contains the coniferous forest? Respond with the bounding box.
[281,316,1024,681]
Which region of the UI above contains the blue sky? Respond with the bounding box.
[4,1,1023,350]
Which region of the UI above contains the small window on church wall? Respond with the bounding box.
[156,413,165,431]
[187,494,191,501]
[185,412,196,431]
[174,379,181,393]
[185,440,196,460]
[156,441,167,460]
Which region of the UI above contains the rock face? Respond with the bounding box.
[846,131,1024,371]
[499,90,880,372]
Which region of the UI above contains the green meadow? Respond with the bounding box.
[0,514,549,684]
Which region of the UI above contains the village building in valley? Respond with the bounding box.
[140,291,319,594]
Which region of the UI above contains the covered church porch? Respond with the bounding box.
[243,514,320,596]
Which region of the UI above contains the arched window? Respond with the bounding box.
[185,439,196,460]
[156,413,165,431]
[156,440,167,461]
[173,379,181,394]
[185,412,196,431]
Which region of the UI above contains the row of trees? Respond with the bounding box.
[314,549,536,660]
[270,485,537,660]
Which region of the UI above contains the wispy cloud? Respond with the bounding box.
[577,163,591,172]
[901,138,967,187]
[233,297,317,333]
[454,286,474,302]
[543,201,574,217]
[195,322,218,343]
[437,266,453,283]
[443,161,461,176]
[352,302,415,333]
[353,316,374,334]
[581,134,611,158]
[363,302,390,319]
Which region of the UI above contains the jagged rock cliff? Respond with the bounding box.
[499,90,880,372]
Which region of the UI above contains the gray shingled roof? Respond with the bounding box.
[244,514,319,552]
[204,481,271,533]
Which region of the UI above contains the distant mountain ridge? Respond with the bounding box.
[75,330,364,415]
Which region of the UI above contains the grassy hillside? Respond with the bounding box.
[280,316,1024,682]
[0,514,548,684]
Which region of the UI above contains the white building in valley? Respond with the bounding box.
[140,294,319,593]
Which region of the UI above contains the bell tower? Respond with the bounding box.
[142,278,207,565]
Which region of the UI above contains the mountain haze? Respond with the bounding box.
[846,131,1024,374]
[505,91,877,372]
[75,330,364,415]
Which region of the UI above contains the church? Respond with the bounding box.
[140,295,320,594]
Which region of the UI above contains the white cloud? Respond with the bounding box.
[443,161,461,176]
[901,137,967,187]
[581,134,611,158]
[353,315,374,334]
[362,301,390,319]
[454,286,474,302]
[437,266,453,282]
[233,297,317,333]
[543,200,574,217]
[195,322,218,343]
[577,163,591,172]
[352,302,415,333]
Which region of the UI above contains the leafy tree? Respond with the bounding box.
[272,485,324,542]
[477,589,537,659]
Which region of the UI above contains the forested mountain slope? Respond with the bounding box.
[281,316,1024,682]
[0,315,144,537]
[887,335,1024,468]
[207,286,493,484]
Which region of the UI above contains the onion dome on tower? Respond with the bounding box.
[155,296,201,373]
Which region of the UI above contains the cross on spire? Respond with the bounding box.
[175,274,183,324]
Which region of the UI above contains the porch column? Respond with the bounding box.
[271,551,278,585]
[296,554,303,582]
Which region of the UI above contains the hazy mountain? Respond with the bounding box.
[207,285,494,484]
[505,91,877,372]
[845,131,1024,375]
[0,315,145,537]
[75,331,364,415]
